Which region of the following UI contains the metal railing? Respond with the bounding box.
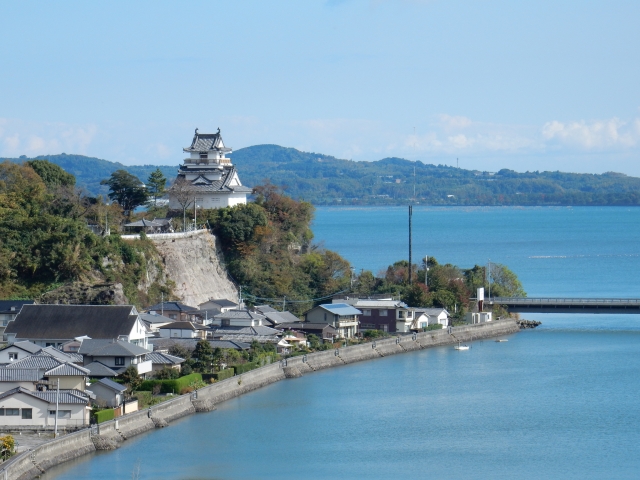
[490,297,640,305]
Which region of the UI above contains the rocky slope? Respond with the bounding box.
[151,230,238,306]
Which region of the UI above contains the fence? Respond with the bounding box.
[120,229,209,240]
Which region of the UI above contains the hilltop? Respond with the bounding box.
[4,146,640,205]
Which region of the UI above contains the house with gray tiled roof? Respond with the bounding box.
[145,351,184,373]
[0,341,42,365]
[168,128,251,211]
[79,339,152,378]
[0,386,89,428]
[89,378,127,408]
[5,304,149,349]
[213,309,266,328]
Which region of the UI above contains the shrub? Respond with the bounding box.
[211,368,234,381]
[138,373,203,394]
[232,362,259,374]
[423,324,443,331]
[94,409,115,423]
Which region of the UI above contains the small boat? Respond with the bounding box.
[454,342,470,351]
[495,339,508,343]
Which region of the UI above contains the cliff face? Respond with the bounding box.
[151,230,238,307]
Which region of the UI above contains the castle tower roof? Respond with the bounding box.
[183,128,232,154]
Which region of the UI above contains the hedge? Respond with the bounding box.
[138,373,203,394]
[212,368,234,381]
[94,409,115,424]
[232,362,259,374]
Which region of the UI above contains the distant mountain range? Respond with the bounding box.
[4,145,640,206]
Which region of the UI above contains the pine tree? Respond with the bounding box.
[147,168,167,206]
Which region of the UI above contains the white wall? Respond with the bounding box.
[0,346,35,364]
[0,392,88,427]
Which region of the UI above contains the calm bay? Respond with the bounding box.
[45,206,640,479]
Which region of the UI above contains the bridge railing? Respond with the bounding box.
[489,297,640,305]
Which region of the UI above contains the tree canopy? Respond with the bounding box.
[101,170,148,216]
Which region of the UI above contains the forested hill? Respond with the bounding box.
[5,146,640,205]
[4,154,178,197]
[231,145,640,206]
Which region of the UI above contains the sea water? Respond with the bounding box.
[45,207,640,479]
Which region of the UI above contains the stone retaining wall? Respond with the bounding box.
[0,319,519,480]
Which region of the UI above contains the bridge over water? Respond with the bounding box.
[488,297,640,314]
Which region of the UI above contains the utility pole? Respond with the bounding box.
[239,285,243,308]
[409,205,413,285]
[425,255,428,286]
[282,296,286,312]
[161,292,164,317]
[54,378,60,438]
[488,259,492,298]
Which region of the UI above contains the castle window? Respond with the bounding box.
[199,153,207,159]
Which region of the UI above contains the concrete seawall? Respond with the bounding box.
[0,319,519,480]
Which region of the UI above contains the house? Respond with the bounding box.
[0,301,34,330]
[0,369,43,392]
[83,362,119,379]
[145,302,198,322]
[145,352,184,373]
[89,378,127,408]
[410,308,450,332]
[209,325,281,344]
[275,323,338,342]
[0,341,42,365]
[213,309,266,328]
[253,307,301,327]
[465,311,492,324]
[139,312,174,332]
[158,322,207,339]
[351,299,410,333]
[304,304,361,339]
[276,339,292,355]
[168,128,251,210]
[79,340,153,378]
[5,305,149,349]
[199,299,238,313]
[0,387,90,428]
[43,363,90,391]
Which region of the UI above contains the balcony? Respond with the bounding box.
[134,360,152,375]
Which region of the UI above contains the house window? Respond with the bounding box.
[363,309,371,316]
[398,311,406,319]
[421,322,427,328]
[379,325,388,332]
[379,310,388,316]
[361,323,376,330]
[22,409,32,419]
[8,353,18,361]
[49,410,71,418]
[170,314,177,320]
[6,409,19,416]
[115,357,125,366]
[0,408,4,415]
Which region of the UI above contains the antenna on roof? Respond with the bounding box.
[195,128,198,134]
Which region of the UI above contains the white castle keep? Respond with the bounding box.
[168,128,251,210]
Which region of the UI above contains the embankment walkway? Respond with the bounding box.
[0,319,519,480]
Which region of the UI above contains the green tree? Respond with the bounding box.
[154,366,179,380]
[101,170,148,217]
[402,283,429,307]
[120,365,142,393]
[193,340,214,372]
[147,168,167,207]
[26,159,75,188]
[489,263,526,297]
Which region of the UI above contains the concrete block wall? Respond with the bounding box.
[149,395,195,424]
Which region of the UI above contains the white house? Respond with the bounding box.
[0,341,42,365]
[466,312,493,324]
[5,305,149,350]
[90,378,127,408]
[158,322,207,339]
[199,299,238,313]
[213,310,266,328]
[0,387,90,428]
[79,340,153,378]
[168,128,252,210]
[409,308,451,332]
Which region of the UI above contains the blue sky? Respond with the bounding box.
[1,1,639,174]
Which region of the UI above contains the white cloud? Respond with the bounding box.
[541,118,639,149]
[0,120,98,157]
